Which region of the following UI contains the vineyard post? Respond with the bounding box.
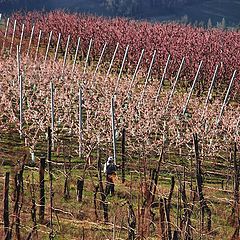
[236,115,240,136]
[27,173,37,239]
[93,42,107,79]
[83,38,93,75]
[3,172,10,238]
[44,31,53,66]
[9,19,17,54]
[193,133,212,232]
[155,54,171,102]
[182,60,203,115]
[54,32,61,62]
[79,87,83,158]
[48,127,54,238]
[77,179,84,202]
[216,69,237,126]
[139,50,157,104]
[111,96,117,164]
[26,25,35,59]
[97,148,109,222]
[72,36,80,73]
[105,42,119,80]
[121,128,126,183]
[165,57,185,113]
[1,17,9,54]
[34,29,42,62]
[19,74,23,139]
[16,44,21,80]
[19,23,25,54]
[61,34,71,76]
[39,156,46,223]
[50,81,55,149]
[127,48,145,96]
[231,142,239,226]
[114,44,129,94]
[201,64,219,119]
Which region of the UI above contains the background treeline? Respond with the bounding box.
[0,0,202,15]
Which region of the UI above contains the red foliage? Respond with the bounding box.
[2,10,240,91]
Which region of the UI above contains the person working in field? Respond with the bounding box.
[104,156,117,196]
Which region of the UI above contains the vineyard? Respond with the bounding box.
[0,11,240,239]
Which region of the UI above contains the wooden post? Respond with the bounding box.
[9,19,17,54]
[155,54,171,102]
[128,202,136,240]
[114,44,129,94]
[54,32,61,62]
[83,38,93,75]
[216,70,237,126]
[111,96,117,164]
[127,48,145,96]
[47,127,54,238]
[231,142,239,226]
[77,179,84,202]
[39,156,46,223]
[201,64,219,119]
[165,57,185,113]
[193,133,212,232]
[97,149,108,222]
[121,128,126,183]
[182,60,203,115]
[72,36,80,73]
[19,23,25,54]
[35,29,42,62]
[26,25,35,59]
[3,172,10,238]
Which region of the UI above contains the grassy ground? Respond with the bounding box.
[0,127,238,239]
